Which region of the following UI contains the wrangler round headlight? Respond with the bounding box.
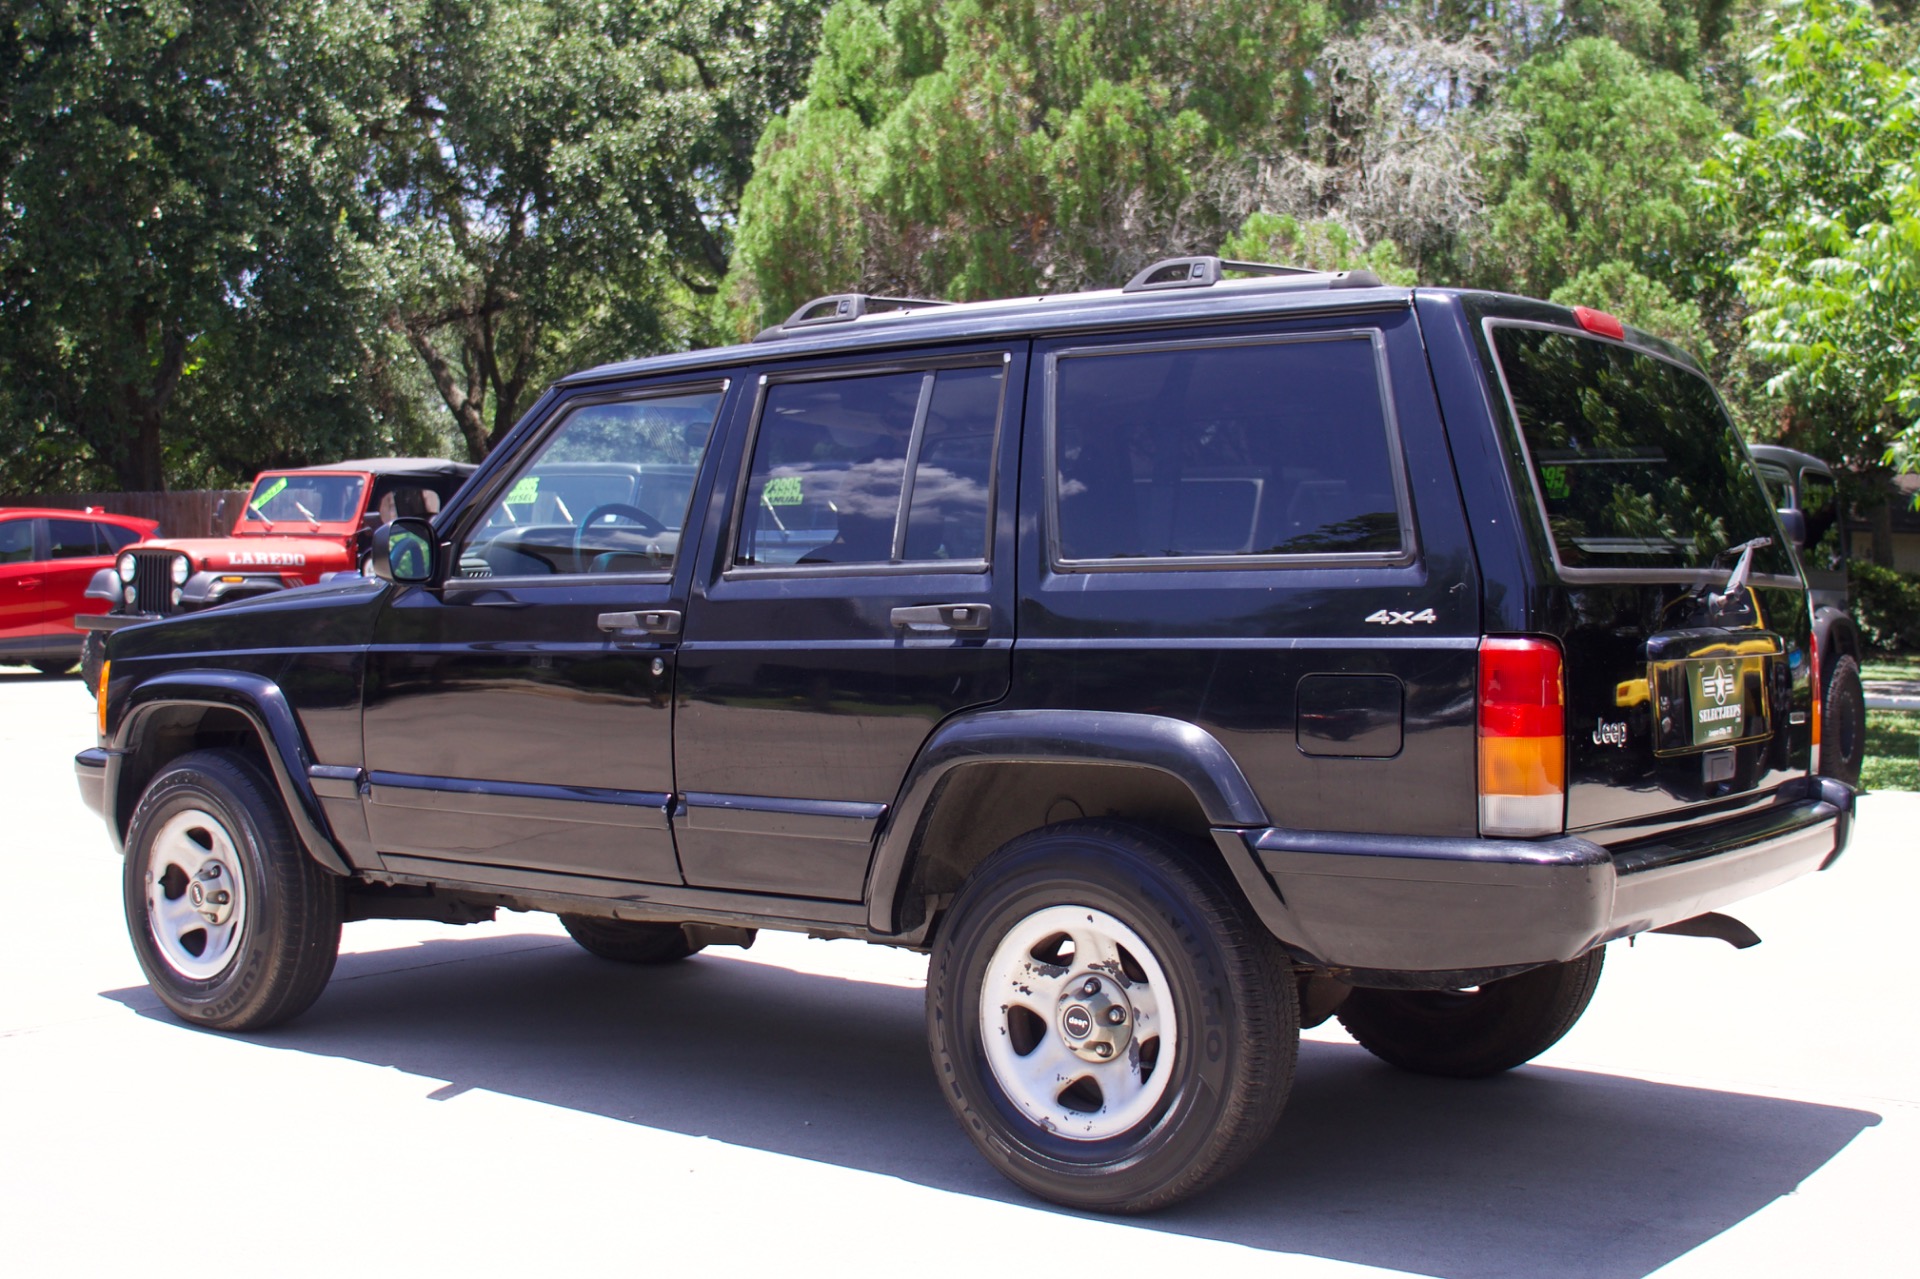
[117,553,136,582]
[170,555,191,585]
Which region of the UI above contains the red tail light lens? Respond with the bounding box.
[1809,629,1823,757]
[1479,637,1566,837]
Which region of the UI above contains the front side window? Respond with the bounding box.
[0,519,32,564]
[1050,334,1406,564]
[733,363,1004,569]
[457,388,722,578]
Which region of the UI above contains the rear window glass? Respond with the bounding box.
[1490,325,1793,577]
[1050,334,1404,563]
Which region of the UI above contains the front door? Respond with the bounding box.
[361,382,728,885]
[673,347,1022,899]
[0,517,45,653]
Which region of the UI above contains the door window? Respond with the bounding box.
[456,388,724,579]
[1048,333,1407,565]
[98,523,143,552]
[1800,471,1843,571]
[733,363,1005,569]
[0,519,32,564]
[46,519,103,558]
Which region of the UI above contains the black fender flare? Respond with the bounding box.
[864,709,1270,934]
[1813,606,1861,681]
[111,669,351,876]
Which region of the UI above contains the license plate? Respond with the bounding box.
[1650,654,1772,754]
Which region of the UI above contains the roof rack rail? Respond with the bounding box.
[1121,255,1382,293]
[754,292,955,342]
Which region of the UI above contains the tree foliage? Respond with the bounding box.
[729,0,1324,329]
[1703,0,1920,481]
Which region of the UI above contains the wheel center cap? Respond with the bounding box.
[190,862,235,926]
[1055,973,1133,1063]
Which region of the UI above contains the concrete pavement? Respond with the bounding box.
[2,666,1913,1278]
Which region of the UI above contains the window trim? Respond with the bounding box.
[444,379,729,590]
[723,352,1012,579]
[1482,317,1801,589]
[1043,328,1416,573]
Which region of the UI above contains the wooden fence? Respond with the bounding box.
[0,490,251,539]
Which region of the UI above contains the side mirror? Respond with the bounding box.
[1776,508,1808,550]
[369,518,436,584]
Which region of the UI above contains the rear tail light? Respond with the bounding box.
[1479,637,1566,837]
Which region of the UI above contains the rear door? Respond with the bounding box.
[1478,317,1812,834]
[0,517,45,649]
[674,345,1020,899]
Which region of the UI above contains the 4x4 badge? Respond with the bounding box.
[1364,608,1437,625]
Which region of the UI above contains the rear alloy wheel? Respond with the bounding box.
[1820,655,1866,787]
[559,914,703,964]
[124,750,343,1030]
[1335,948,1605,1078]
[928,821,1297,1213]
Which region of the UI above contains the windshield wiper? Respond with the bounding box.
[1709,536,1773,607]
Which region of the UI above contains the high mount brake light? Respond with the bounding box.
[1479,637,1566,837]
[1573,306,1626,341]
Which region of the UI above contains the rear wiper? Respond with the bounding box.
[1709,536,1772,607]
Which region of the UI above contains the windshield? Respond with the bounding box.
[242,473,367,525]
[1489,325,1794,578]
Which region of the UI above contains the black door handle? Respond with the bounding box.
[891,603,992,632]
[598,609,682,637]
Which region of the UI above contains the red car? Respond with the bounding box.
[0,507,159,674]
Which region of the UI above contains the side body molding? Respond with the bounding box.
[112,669,353,876]
[865,709,1269,933]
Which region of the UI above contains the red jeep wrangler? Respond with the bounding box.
[77,458,473,688]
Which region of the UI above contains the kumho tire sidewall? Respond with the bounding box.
[122,753,332,1030]
[928,828,1280,1212]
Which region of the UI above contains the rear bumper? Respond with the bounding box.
[1218,776,1853,975]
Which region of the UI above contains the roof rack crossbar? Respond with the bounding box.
[1122,255,1379,293]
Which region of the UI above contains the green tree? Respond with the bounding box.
[1475,36,1719,351]
[729,0,1325,330]
[374,0,830,460]
[0,0,411,492]
[1702,0,1920,559]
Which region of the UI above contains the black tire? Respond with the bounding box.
[559,914,703,964]
[123,749,343,1031]
[1336,948,1605,1078]
[31,658,74,676]
[80,631,105,694]
[927,820,1298,1213]
[1820,654,1866,787]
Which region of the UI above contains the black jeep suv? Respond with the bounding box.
[77,258,1853,1212]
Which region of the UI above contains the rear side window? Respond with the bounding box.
[1490,324,1794,578]
[98,523,143,551]
[1049,333,1407,565]
[46,519,103,558]
[734,362,1005,569]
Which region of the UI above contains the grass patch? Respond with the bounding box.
[1860,709,1920,792]
[1860,653,1920,683]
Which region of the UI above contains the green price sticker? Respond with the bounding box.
[249,476,288,512]
[764,475,803,507]
[1540,466,1570,501]
[507,476,541,505]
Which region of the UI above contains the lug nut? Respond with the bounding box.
[1106,1007,1126,1024]
[1081,978,1101,996]
[1093,1043,1113,1058]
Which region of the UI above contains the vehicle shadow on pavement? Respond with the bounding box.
[104,933,1879,1279]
